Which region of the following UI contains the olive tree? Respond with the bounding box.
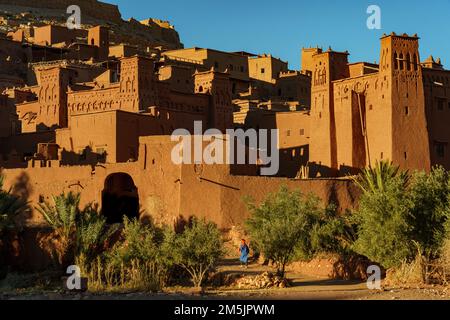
[172,218,224,288]
[245,186,323,278]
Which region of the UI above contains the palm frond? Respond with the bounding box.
[352,160,410,194]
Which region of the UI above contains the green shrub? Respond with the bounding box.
[245,186,325,277]
[107,217,165,265]
[352,173,413,269]
[172,218,224,287]
[310,206,357,256]
[75,203,118,264]
[103,217,174,291]
[408,167,450,259]
[351,162,450,270]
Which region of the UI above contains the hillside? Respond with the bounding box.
[0,0,183,50]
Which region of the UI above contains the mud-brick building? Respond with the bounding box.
[1,30,449,238]
[306,33,450,177]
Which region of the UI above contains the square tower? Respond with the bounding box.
[88,26,109,61]
[119,56,158,113]
[309,48,349,177]
[194,69,233,132]
[377,33,431,171]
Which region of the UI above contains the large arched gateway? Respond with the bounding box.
[101,173,139,224]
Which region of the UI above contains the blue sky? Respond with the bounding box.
[103,0,450,70]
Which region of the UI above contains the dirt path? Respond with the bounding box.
[1,259,449,300]
[204,259,450,300]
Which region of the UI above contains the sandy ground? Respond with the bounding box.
[1,259,449,300]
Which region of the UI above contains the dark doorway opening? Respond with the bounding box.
[102,173,139,224]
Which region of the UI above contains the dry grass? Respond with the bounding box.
[384,242,450,287]
[76,254,162,293]
[384,256,425,287]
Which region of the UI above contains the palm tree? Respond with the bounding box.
[0,175,28,234]
[37,192,116,267]
[351,160,410,194]
[36,192,81,263]
[0,174,29,279]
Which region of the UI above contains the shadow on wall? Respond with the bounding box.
[11,171,33,203]
[60,146,107,166]
[308,162,334,178]
[173,214,196,234]
[3,171,143,271]
[278,145,309,178]
[2,172,45,272]
[36,123,60,132]
[338,165,362,177]
[308,162,362,178]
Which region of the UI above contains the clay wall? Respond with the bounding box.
[332,74,378,174]
[422,68,450,169]
[158,65,194,94]
[301,47,322,75]
[248,55,288,83]
[33,25,87,46]
[163,48,249,82]
[1,137,360,229]
[0,131,55,161]
[275,71,311,106]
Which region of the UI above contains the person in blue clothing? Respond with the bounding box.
[239,239,250,268]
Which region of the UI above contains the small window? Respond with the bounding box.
[380,152,384,160]
[406,53,411,71]
[300,129,305,136]
[291,149,296,160]
[435,143,446,158]
[399,53,404,70]
[404,152,408,160]
[286,130,291,137]
[261,68,265,74]
[405,107,409,115]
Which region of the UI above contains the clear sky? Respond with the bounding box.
[103,0,450,70]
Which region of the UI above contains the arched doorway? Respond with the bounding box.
[102,173,139,224]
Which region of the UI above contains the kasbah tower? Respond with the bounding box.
[309,33,442,177]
